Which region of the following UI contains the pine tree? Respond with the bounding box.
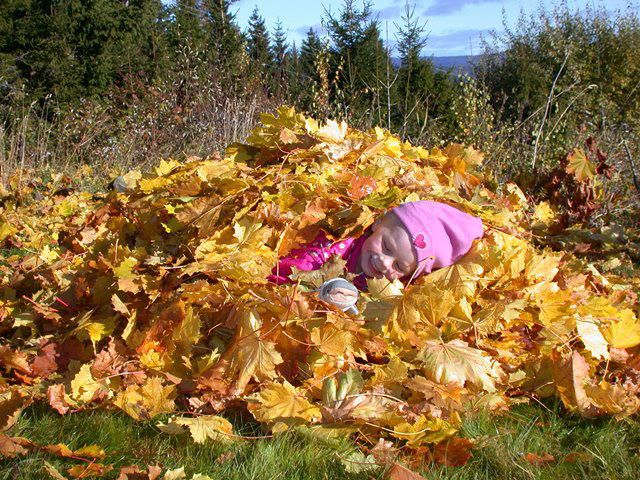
[323,0,392,123]
[297,28,324,111]
[288,40,301,99]
[299,28,321,83]
[246,7,272,80]
[395,2,432,136]
[394,2,454,139]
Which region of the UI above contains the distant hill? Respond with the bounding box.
[431,55,479,75]
[391,55,481,76]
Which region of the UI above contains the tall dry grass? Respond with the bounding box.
[0,74,281,192]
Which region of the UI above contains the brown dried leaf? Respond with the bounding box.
[433,438,473,467]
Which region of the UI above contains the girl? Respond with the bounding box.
[269,200,484,309]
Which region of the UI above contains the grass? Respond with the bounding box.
[2,400,640,479]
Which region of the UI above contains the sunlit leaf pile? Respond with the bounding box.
[1,107,640,470]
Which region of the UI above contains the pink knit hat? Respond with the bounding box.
[391,200,484,277]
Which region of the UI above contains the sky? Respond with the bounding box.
[230,0,639,57]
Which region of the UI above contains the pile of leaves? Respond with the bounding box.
[1,106,640,475]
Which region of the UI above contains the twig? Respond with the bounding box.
[532,52,570,174]
[623,140,640,192]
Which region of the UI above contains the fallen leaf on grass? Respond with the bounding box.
[74,445,106,459]
[433,438,474,467]
[44,461,70,480]
[523,452,555,465]
[370,437,398,465]
[47,384,72,415]
[0,433,30,457]
[215,451,236,464]
[67,463,113,478]
[387,462,426,480]
[116,464,162,480]
[0,389,30,431]
[563,451,592,463]
[161,467,186,479]
[43,443,74,457]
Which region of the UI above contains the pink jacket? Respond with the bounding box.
[268,231,368,289]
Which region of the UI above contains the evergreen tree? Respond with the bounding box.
[395,2,433,136]
[288,40,301,98]
[394,3,455,139]
[169,0,207,53]
[0,0,167,105]
[201,0,244,76]
[270,19,289,96]
[297,28,324,111]
[323,0,392,123]
[246,7,271,79]
[299,28,321,82]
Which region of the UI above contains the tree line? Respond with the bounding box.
[1,0,639,194]
[0,1,461,139]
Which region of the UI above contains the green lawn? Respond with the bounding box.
[2,399,640,480]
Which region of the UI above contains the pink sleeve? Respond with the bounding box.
[268,232,330,285]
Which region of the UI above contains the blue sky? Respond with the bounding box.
[231,0,638,56]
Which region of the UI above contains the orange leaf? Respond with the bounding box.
[349,175,377,200]
[43,443,75,457]
[387,462,426,480]
[116,465,162,480]
[0,434,30,457]
[0,345,31,374]
[524,452,555,465]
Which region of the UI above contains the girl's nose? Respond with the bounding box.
[379,255,396,279]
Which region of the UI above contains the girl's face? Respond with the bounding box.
[357,213,417,281]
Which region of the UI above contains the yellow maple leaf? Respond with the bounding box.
[393,415,459,447]
[423,261,483,299]
[0,222,16,242]
[154,158,182,176]
[249,380,320,423]
[162,468,186,480]
[70,363,109,404]
[113,257,137,280]
[525,252,561,283]
[114,377,177,420]
[172,305,202,355]
[227,309,283,392]
[315,119,348,143]
[390,285,454,333]
[370,357,409,388]
[171,415,234,444]
[604,309,640,349]
[531,201,556,231]
[583,381,640,418]
[74,445,106,459]
[416,340,502,392]
[310,324,354,357]
[566,148,595,182]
